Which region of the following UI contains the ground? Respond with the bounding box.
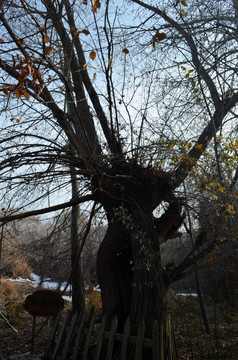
[0,278,238,360]
[0,279,53,359]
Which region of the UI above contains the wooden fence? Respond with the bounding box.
[43,308,178,360]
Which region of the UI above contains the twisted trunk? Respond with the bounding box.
[94,161,177,359]
[96,210,168,360]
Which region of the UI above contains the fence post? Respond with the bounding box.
[120,317,131,360]
[135,320,145,360]
[93,315,106,360]
[106,315,118,360]
[152,320,159,360]
[83,311,96,360]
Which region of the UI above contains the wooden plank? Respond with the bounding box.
[106,316,118,360]
[52,311,71,360]
[61,311,78,360]
[43,311,62,359]
[152,320,159,360]
[71,312,86,360]
[167,314,178,360]
[160,320,164,360]
[82,311,97,360]
[93,316,106,360]
[120,317,130,360]
[171,320,178,360]
[134,320,145,360]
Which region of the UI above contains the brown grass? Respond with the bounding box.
[0,278,35,302]
[8,258,32,279]
[0,280,19,299]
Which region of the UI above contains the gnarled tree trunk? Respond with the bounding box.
[95,162,175,359]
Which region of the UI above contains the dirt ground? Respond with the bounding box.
[0,279,51,359]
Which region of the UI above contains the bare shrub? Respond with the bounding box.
[0,280,18,299]
[1,257,32,279]
[9,258,32,279]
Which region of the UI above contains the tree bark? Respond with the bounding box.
[97,221,133,331]
[129,212,167,336]
[96,210,169,360]
[70,167,85,314]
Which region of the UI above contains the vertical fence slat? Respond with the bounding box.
[160,319,164,360]
[134,320,145,360]
[167,314,171,360]
[43,311,62,359]
[171,317,178,360]
[93,316,106,360]
[52,311,71,360]
[167,313,178,360]
[120,317,131,360]
[82,311,96,360]
[61,311,78,360]
[152,320,159,360]
[71,312,86,360]
[106,315,118,360]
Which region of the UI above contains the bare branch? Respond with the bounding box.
[0,194,94,224]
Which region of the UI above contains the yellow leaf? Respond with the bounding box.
[122,48,129,54]
[44,46,53,56]
[17,39,25,45]
[22,89,29,100]
[44,33,50,43]
[82,29,90,35]
[108,58,113,68]
[92,0,100,12]
[83,0,88,4]
[3,87,8,96]
[181,0,187,6]
[213,194,218,200]
[195,143,203,149]
[208,182,215,187]
[14,87,21,99]
[152,39,157,50]
[93,72,96,80]
[74,31,80,37]
[16,118,20,123]
[155,32,167,41]
[226,204,236,214]
[89,51,96,60]
[71,26,77,32]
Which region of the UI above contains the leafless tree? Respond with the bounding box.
[0,1,237,357]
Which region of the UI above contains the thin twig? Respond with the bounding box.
[0,311,18,333]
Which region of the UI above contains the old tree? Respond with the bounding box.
[0,0,238,354]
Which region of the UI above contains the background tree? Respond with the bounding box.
[0,1,238,358]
